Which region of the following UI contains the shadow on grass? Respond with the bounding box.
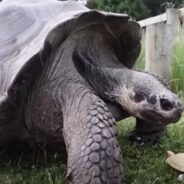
[0,142,67,184]
[0,141,68,167]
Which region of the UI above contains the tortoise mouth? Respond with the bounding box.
[139,108,182,124]
[125,90,183,124]
[118,93,183,124]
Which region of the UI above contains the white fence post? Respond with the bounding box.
[145,23,172,81]
[144,8,178,81]
[167,8,179,34]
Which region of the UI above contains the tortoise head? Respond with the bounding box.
[73,49,182,124]
[116,71,183,124]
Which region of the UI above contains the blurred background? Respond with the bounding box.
[86,0,183,20]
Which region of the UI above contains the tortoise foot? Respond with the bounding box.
[129,129,165,145]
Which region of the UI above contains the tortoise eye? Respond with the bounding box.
[133,92,145,103]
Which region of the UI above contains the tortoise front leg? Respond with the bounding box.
[62,87,123,184]
[129,118,166,145]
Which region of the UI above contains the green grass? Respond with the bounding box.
[171,36,184,95]
[0,166,66,184]
[0,147,67,184]
[0,117,183,184]
[118,116,184,184]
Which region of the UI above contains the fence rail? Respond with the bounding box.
[138,8,184,27]
[138,14,166,27]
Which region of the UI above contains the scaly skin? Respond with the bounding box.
[63,89,123,184]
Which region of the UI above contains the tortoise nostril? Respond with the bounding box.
[160,98,174,111]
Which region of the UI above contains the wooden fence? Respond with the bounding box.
[138,7,184,81]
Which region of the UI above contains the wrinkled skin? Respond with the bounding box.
[0,14,182,184]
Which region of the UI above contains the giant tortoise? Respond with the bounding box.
[0,0,182,183]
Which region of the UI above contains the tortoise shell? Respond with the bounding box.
[0,0,141,102]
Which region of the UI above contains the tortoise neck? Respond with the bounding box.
[72,49,133,101]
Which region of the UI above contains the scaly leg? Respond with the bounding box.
[61,86,123,184]
[129,118,166,145]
